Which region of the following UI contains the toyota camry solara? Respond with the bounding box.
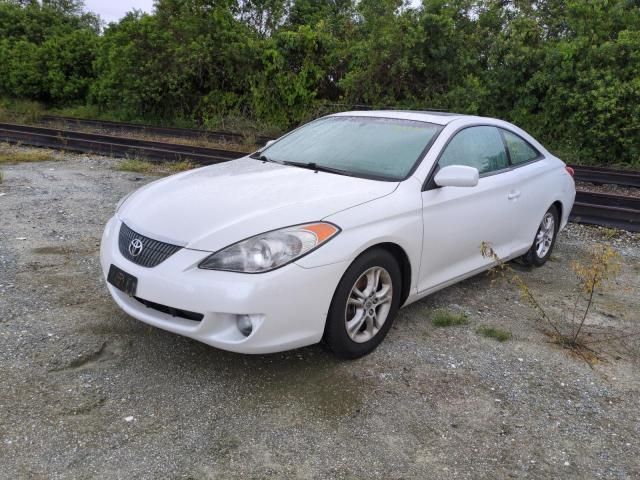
[100,111,576,358]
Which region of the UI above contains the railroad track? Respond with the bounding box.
[1,119,638,232]
[570,191,640,232]
[41,115,640,188]
[0,122,245,164]
[570,164,640,188]
[41,115,272,146]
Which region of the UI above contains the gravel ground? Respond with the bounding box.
[1,150,639,479]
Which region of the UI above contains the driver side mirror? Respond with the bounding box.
[264,139,276,148]
[434,165,479,188]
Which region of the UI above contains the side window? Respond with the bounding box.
[438,126,508,175]
[502,130,540,165]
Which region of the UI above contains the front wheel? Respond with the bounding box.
[324,249,402,359]
[521,205,559,267]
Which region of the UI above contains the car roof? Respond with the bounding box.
[330,110,471,126]
[326,110,551,156]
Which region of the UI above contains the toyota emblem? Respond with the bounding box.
[129,238,144,257]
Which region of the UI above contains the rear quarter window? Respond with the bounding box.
[502,130,540,165]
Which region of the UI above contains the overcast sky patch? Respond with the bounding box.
[84,0,154,23]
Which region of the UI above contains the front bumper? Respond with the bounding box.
[100,216,348,354]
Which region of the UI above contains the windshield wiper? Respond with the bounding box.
[283,161,353,177]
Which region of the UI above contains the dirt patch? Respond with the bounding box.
[32,246,71,255]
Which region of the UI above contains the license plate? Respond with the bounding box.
[107,264,138,297]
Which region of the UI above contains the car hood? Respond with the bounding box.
[118,157,398,252]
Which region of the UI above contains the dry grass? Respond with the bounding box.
[0,146,55,164]
[0,143,58,182]
[117,158,195,175]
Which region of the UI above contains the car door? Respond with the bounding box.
[418,125,521,293]
[499,128,553,253]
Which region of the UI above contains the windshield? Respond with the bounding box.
[260,116,443,181]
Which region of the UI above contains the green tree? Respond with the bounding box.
[0,0,99,102]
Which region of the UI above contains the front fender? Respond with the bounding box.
[295,179,423,294]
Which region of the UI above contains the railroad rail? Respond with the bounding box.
[570,164,640,188]
[570,191,640,232]
[41,115,272,146]
[0,122,244,164]
[1,120,638,232]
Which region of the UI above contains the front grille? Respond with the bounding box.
[118,223,182,268]
[134,297,204,322]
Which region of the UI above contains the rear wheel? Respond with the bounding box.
[521,205,559,267]
[324,249,402,359]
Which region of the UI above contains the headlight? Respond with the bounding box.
[198,222,340,273]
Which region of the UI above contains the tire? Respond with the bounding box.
[324,248,402,359]
[521,205,559,267]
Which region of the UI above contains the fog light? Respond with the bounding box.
[237,315,253,337]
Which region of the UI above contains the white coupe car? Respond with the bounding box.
[100,111,576,358]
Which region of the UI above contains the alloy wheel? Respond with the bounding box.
[535,212,555,258]
[344,266,393,343]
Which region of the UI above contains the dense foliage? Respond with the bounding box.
[1,0,639,165]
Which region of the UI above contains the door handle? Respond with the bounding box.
[507,190,521,200]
